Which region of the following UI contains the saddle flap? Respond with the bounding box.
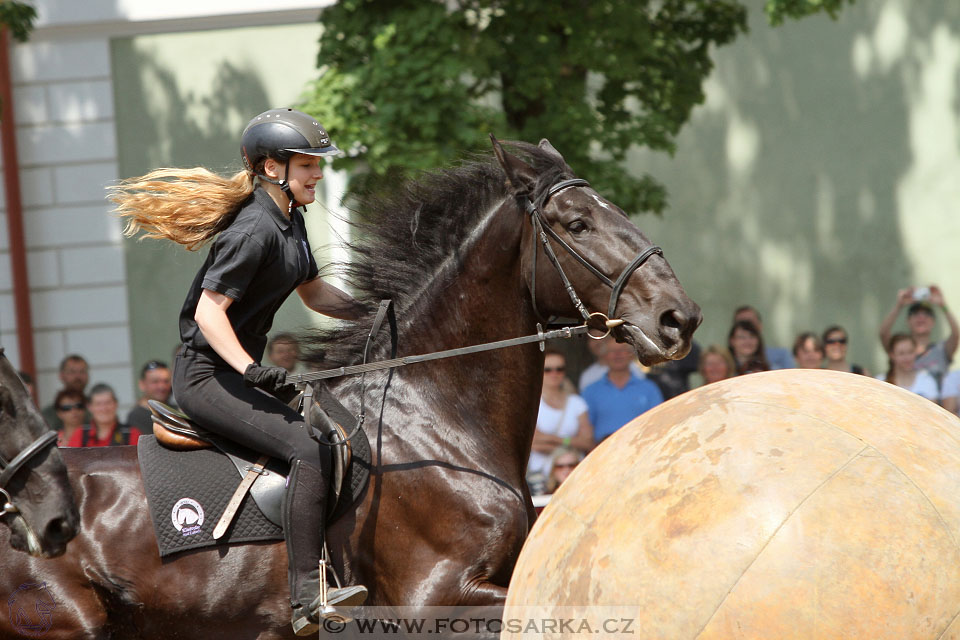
[215,440,287,526]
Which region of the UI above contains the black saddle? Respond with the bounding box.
[147,387,370,530]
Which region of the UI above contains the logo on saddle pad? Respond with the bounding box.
[171,498,205,537]
[7,582,56,637]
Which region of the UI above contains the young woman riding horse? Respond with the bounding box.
[112,108,367,635]
[0,136,699,640]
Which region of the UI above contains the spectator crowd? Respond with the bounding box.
[527,285,960,496]
[30,332,302,450]
[15,288,960,500]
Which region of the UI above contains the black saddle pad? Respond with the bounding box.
[138,435,283,558]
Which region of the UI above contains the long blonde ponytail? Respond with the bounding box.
[109,167,256,251]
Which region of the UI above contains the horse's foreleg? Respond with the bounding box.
[441,582,507,640]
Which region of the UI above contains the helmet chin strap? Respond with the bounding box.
[256,157,296,214]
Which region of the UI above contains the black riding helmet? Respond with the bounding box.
[240,108,340,208]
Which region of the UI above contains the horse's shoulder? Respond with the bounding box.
[60,445,141,478]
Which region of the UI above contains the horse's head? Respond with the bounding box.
[0,350,79,557]
[492,137,701,365]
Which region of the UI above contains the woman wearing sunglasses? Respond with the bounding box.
[53,390,86,446]
[822,325,869,376]
[528,348,594,492]
[544,447,584,494]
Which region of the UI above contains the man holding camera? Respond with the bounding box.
[879,285,959,388]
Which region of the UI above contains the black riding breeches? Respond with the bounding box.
[172,346,327,474]
[173,346,331,607]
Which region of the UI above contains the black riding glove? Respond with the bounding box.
[243,363,291,395]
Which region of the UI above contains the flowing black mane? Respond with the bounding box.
[304,141,573,368]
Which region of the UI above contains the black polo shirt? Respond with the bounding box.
[179,187,319,364]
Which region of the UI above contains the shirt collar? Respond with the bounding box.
[604,372,641,386]
[254,187,292,231]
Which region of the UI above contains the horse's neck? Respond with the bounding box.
[389,200,543,456]
[403,202,532,347]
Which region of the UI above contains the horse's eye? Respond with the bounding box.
[567,220,587,235]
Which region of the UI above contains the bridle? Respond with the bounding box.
[0,375,60,517]
[522,178,663,332]
[289,176,667,440]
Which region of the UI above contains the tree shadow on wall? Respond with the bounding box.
[632,2,960,368]
[113,39,273,370]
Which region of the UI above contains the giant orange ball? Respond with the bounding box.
[506,370,960,639]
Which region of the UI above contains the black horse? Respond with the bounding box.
[0,139,699,639]
[0,349,79,558]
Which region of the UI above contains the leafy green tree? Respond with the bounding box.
[302,0,853,213]
[1,1,36,118]
[765,0,852,26]
[0,1,37,43]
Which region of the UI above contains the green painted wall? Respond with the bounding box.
[112,22,342,377]
[626,0,960,374]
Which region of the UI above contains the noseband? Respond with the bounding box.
[523,178,663,332]
[0,390,59,516]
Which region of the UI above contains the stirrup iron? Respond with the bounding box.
[316,544,367,621]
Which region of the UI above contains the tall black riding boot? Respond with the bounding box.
[284,460,368,636]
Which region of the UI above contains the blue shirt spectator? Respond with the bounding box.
[582,375,664,441]
[581,341,664,441]
[765,346,794,370]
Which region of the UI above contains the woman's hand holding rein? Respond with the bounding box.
[243,364,294,395]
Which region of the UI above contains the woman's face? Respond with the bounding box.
[823,330,848,362]
[542,354,566,389]
[702,353,730,384]
[794,338,824,369]
[891,339,916,373]
[551,453,579,487]
[56,395,86,429]
[267,153,325,206]
[730,328,759,360]
[89,392,118,426]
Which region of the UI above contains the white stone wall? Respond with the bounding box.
[1,1,333,411]
[0,36,130,407]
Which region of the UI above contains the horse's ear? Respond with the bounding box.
[538,138,564,162]
[490,134,537,193]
